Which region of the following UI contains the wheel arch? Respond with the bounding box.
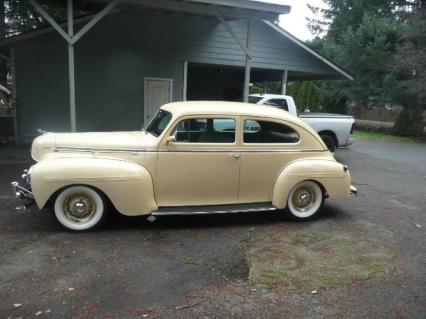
[272,159,351,209]
[45,184,112,210]
[31,157,158,216]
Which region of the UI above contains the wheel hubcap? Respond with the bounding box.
[292,187,315,212]
[63,193,96,223]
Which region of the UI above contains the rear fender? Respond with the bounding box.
[30,158,157,216]
[272,159,352,209]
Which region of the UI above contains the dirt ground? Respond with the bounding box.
[0,140,425,318]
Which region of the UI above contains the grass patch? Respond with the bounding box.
[354,130,419,143]
[247,231,395,292]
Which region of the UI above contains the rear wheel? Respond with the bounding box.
[54,186,107,231]
[320,134,336,152]
[287,181,324,220]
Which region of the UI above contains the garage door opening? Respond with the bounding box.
[187,63,245,102]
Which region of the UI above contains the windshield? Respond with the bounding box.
[248,96,263,104]
[145,109,172,137]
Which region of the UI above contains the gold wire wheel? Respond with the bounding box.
[63,192,97,224]
[291,186,316,212]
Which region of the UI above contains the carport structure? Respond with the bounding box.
[0,0,352,142]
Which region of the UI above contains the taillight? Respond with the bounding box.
[350,123,355,134]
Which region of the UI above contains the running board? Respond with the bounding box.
[151,203,277,216]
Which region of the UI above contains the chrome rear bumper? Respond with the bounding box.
[347,137,355,146]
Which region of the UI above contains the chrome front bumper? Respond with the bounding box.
[11,169,35,204]
[350,185,358,196]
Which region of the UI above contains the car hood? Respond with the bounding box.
[32,131,152,162]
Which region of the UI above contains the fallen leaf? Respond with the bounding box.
[311,290,318,294]
[35,310,43,316]
[68,287,74,291]
[13,303,23,308]
[183,256,199,266]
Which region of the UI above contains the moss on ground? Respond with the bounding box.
[246,231,395,292]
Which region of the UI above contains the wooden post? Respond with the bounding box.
[68,0,76,132]
[10,47,18,143]
[281,69,288,95]
[183,61,188,101]
[243,19,252,103]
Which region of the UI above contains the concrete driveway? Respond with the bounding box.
[0,140,425,318]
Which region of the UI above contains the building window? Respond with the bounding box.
[173,118,235,143]
[243,119,299,144]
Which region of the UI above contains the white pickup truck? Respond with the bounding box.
[249,94,355,151]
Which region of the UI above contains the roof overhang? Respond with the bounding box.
[264,21,354,81]
[115,0,290,20]
[0,0,291,49]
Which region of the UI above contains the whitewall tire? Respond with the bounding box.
[54,186,106,231]
[287,181,324,219]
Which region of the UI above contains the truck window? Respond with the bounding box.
[264,99,289,111]
[248,96,263,104]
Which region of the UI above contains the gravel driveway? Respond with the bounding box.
[0,140,425,318]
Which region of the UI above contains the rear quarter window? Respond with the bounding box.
[243,120,299,144]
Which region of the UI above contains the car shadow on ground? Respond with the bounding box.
[6,200,350,235]
[98,203,349,232]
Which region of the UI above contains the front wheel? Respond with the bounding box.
[287,181,324,220]
[54,186,107,231]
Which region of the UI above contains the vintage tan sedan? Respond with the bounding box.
[12,101,357,231]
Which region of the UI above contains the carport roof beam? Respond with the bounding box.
[71,0,120,45]
[28,0,72,44]
[214,7,252,59]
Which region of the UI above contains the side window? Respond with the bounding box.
[173,118,235,143]
[264,99,289,111]
[243,120,299,144]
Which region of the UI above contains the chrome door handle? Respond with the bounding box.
[232,154,240,159]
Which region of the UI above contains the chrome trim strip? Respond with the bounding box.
[152,206,277,216]
[55,147,325,154]
[157,149,324,153]
[54,147,146,153]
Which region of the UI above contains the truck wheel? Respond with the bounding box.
[53,186,107,231]
[320,134,336,152]
[287,181,324,220]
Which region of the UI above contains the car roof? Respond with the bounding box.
[160,101,326,149]
[162,101,287,118]
[161,101,314,132]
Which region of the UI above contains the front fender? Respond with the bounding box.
[31,158,157,216]
[272,159,352,209]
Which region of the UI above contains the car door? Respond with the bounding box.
[156,116,240,207]
[238,117,303,204]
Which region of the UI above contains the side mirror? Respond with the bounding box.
[166,135,176,144]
